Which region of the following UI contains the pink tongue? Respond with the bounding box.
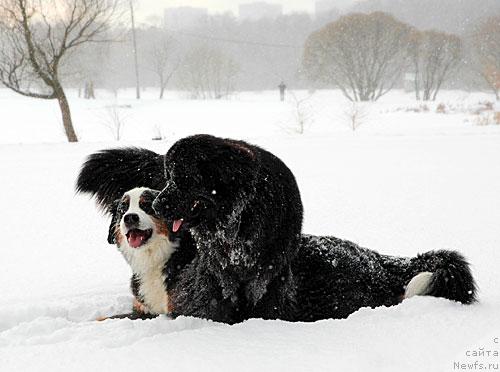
[172,219,183,233]
[128,231,144,249]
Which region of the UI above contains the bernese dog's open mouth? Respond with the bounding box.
[126,229,153,248]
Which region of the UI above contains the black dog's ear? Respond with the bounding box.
[218,140,259,186]
[225,141,256,161]
[107,199,120,245]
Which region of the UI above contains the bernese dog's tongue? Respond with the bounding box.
[128,230,146,249]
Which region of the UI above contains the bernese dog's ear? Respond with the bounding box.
[107,199,120,245]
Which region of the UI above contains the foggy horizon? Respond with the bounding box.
[134,0,359,21]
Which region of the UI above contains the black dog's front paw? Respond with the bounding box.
[96,311,159,321]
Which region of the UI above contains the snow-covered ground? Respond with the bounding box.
[1,89,499,371]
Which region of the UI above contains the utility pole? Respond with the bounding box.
[129,0,140,99]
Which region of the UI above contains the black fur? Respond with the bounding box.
[76,147,165,213]
[153,135,303,323]
[76,140,477,324]
[405,250,477,304]
[293,235,477,321]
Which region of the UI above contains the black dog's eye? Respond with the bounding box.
[191,200,200,212]
[188,199,204,219]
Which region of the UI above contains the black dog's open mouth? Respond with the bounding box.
[172,219,184,233]
[126,229,153,249]
[171,199,207,233]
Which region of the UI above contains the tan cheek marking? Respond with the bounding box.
[115,224,124,245]
[153,217,169,238]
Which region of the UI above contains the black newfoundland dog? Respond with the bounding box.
[152,135,303,323]
[77,135,476,323]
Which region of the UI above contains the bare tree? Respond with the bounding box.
[342,102,370,131]
[179,46,239,100]
[407,29,422,100]
[288,91,314,134]
[147,31,180,99]
[409,30,462,101]
[302,12,411,102]
[472,16,500,100]
[101,104,128,140]
[0,0,122,142]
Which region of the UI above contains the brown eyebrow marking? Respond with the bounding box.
[114,224,123,245]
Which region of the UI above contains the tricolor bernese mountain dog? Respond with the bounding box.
[77,135,477,323]
[103,187,195,320]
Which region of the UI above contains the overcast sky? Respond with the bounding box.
[134,0,332,20]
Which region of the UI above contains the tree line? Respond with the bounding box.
[0,0,498,141]
[303,12,499,102]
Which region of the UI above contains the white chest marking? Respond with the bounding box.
[122,237,177,314]
[118,188,178,314]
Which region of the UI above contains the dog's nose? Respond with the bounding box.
[124,213,140,225]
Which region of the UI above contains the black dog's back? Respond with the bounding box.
[242,144,303,319]
[294,235,401,321]
[294,235,477,321]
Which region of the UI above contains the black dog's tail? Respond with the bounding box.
[76,147,165,213]
[402,250,477,304]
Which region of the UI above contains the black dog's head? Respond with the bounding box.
[152,135,259,233]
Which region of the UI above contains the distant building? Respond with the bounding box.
[315,0,353,15]
[238,2,283,21]
[164,6,208,30]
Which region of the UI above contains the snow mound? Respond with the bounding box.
[1,297,497,372]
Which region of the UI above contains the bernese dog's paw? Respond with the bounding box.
[133,297,151,314]
[96,297,157,322]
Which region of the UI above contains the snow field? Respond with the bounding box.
[0,89,499,371]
